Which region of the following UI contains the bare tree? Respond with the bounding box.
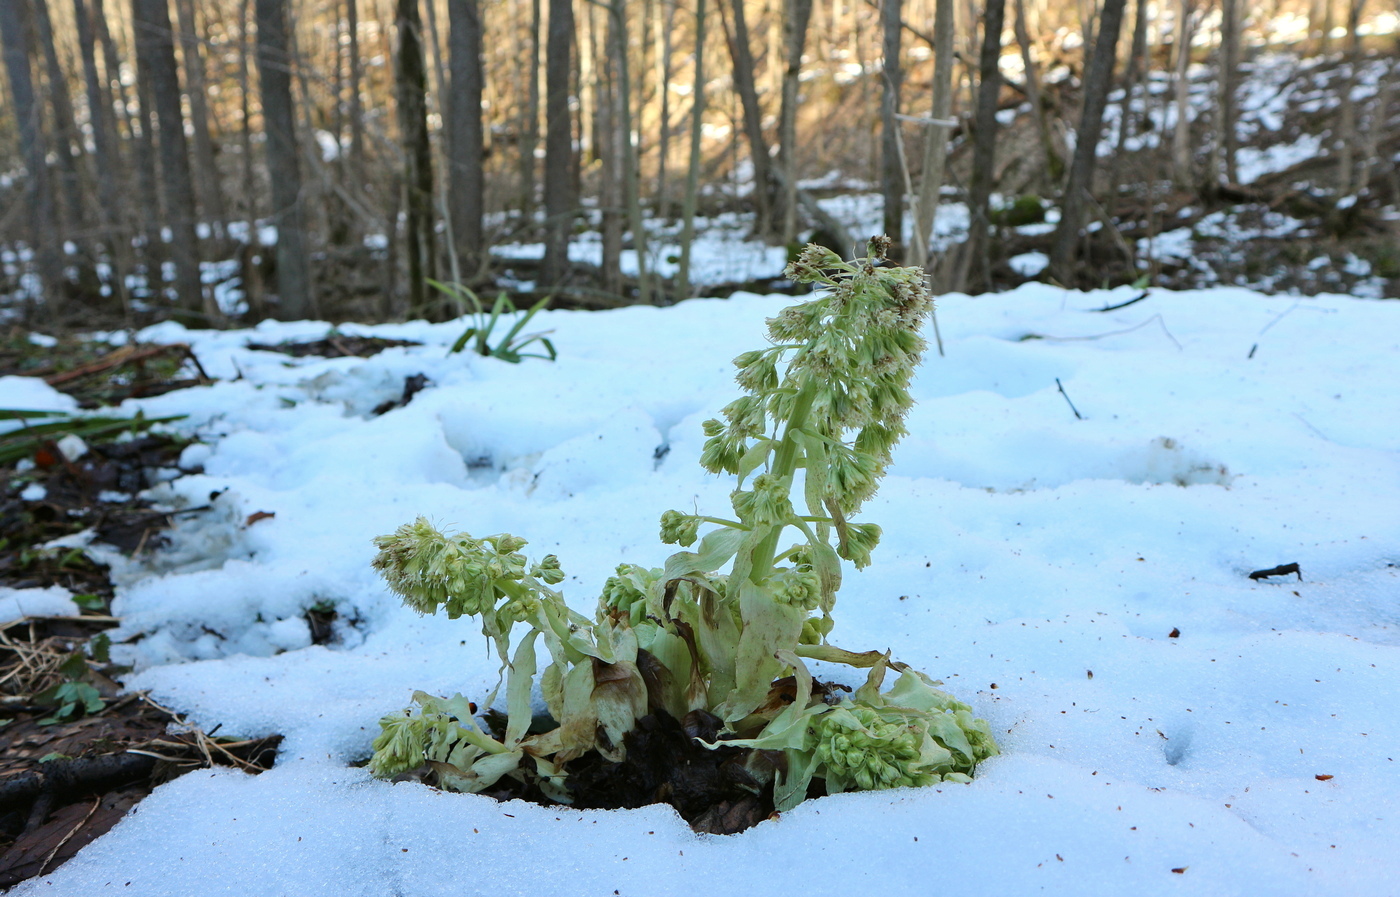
[676,0,708,299]
[1049,0,1129,283]
[1171,0,1196,187]
[396,0,437,313]
[1216,0,1241,185]
[778,0,814,243]
[909,0,954,273]
[132,0,206,317]
[1336,0,1368,194]
[720,0,776,239]
[541,0,575,286]
[447,0,485,278]
[256,0,313,319]
[0,0,65,313]
[964,0,1006,291]
[74,0,131,309]
[174,0,228,235]
[880,0,903,256]
[30,0,89,244]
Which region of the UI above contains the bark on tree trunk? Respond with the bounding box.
[1171,0,1196,187]
[447,0,485,280]
[74,0,131,311]
[676,0,707,300]
[396,0,437,314]
[132,0,207,318]
[611,0,653,303]
[347,0,366,184]
[1217,0,1241,185]
[256,0,314,319]
[1106,0,1149,215]
[964,0,1006,292]
[542,0,575,286]
[31,0,89,242]
[777,0,813,243]
[174,0,228,237]
[519,0,542,216]
[720,0,776,240]
[0,0,66,315]
[909,0,954,273]
[1049,0,1129,284]
[1012,0,1059,186]
[1336,0,1367,194]
[880,0,904,257]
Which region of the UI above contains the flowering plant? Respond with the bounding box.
[367,238,996,813]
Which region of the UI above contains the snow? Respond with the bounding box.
[0,585,80,624]
[7,282,1400,896]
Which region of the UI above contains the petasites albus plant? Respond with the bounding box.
[367,238,997,811]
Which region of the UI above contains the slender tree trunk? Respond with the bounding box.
[74,0,131,311]
[910,0,954,272]
[347,0,366,183]
[132,0,206,317]
[0,0,65,314]
[31,0,89,242]
[676,0,707,300]
[542,0,575,285]
[964,0,1006,292]
[881,0,904,256]
[1049,0,1129,283]
[174,0,227,237]
[1336,0,1367,194]
[1012,0,1058,186]
[255,0,313,319]
[777,0,813,243]
[1217,0,1241,185]
[447,0,486,280]
[1106,0,1149,214]
[1171,0,1196,187]
[519,0,542,216]
[595,3,623,295]
[610,0,653,303]
[720,0,776,239]
[395,0,437,313]
[654,0,675,213]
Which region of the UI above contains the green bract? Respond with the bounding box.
[367,238,997,813]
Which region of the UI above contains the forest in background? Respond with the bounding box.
[0,0,1397,328]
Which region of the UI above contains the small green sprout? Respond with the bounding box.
[430,280,557,363]
[368,238,996,812]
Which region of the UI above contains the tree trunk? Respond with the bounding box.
[611,0,653,303]
[1049,0,1129,284]
[593,2,623,295]
[132,0,206,318]
[255,0,314,319]
[396,0,437,314]
[1216,0,1241,185]
[1171,0,1196,187]
[1012,0,1058,186]
[30,0,89,242]
[347,0,366,184]
[719,0,776,240]
[880,0,904,256]
[1336,0,1367,194]
[777,0,813,244]
[0,0,65,315]
[909,0,954,273]
[519,0,542,216]
[654,0,675,213]
[74,0,131,311]
[447,0,486,280]
[964,0,1006,292]
[174,0,228,236]
[542,0,575,286]
[676,0,707,300]
[1106,0,1149,215]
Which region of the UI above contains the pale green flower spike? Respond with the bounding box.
[366,238,997,811]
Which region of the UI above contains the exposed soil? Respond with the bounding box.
[0,343,284,888]
[244,334,421,358]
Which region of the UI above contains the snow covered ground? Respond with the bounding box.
[6,281,1399,896]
